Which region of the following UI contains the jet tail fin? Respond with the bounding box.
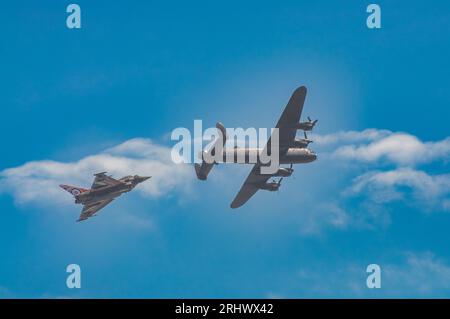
[59,185,89,197]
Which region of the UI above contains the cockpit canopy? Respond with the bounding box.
[121,175,134,182]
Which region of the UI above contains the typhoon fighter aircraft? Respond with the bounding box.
[194,86,317,208]
[60,172,151,222]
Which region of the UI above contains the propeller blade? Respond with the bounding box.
[304,131,307,139]
[313,119,318,125]
[278,178,283,185]
[307,116,312,122]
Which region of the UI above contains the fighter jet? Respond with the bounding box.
[194,86,317,208]
[60,172,151,222]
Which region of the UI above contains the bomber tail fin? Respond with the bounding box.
[195,122,227,181]
[195,162,213,180]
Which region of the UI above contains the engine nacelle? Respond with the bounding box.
[292,138,311,148]
[295,118,318,131]
[273,167,293,177]
[258,181,281,191]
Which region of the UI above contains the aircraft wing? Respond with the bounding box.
[230,164,272,208]
[270,86,307,149]
[77,199,114,222]
[90,172,121,190]
[230,86,307,208]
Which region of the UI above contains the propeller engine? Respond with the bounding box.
[259,177,283,191]
[293,131,313,148]
[272,164,294,177]
[307,116,318,125]
[296,116,318,131]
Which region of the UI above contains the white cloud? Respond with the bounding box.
[332,133,450,166]
[228,129,450,236]
[308,129,450,224]
[311,128,392,146]
[348,168,450,211]
[384,252,450,294]
[0,138,192,205]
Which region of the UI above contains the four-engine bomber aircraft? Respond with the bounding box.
[194,86,317,208]
[60,172,151,222]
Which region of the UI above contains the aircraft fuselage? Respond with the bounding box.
[212,147,317,164]
[75,184,134,204]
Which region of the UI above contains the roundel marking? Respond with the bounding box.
[71,189,81,196]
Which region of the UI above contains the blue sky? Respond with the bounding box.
[0,0,450,298]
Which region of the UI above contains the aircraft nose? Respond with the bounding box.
[307,151,317,162]
[139,176,151,182]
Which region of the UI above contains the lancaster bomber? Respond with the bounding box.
[195,86,317,208]
[60,172,151,222]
